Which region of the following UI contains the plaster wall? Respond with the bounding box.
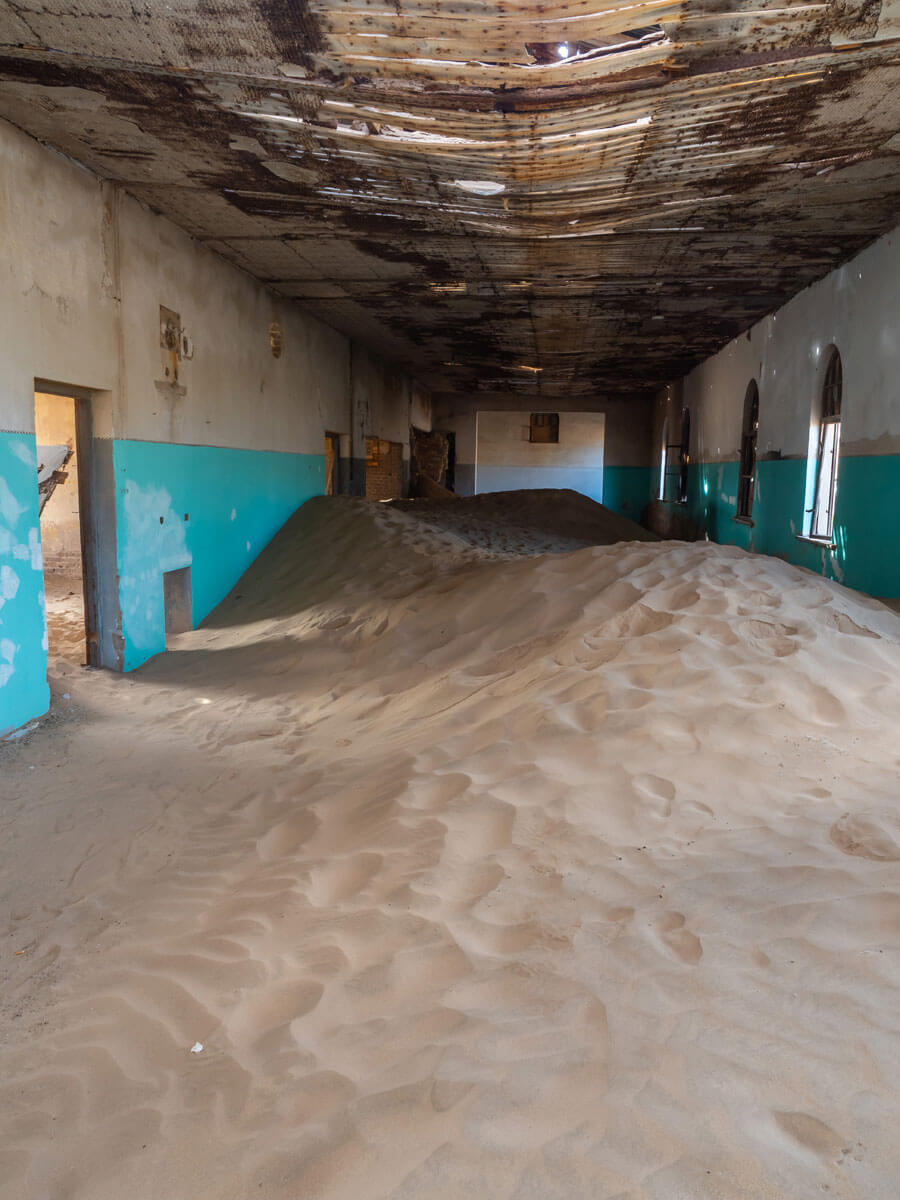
[0,116,424,732]
[653,224,900,598]
[433,391,653,521]
[475,411,606,501]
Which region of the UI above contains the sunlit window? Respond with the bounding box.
[809,349,842,540]
[737,380,759,519]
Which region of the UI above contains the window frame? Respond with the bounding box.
[529,411,560,444]
[805,347,842,543]
[735,379,759,522]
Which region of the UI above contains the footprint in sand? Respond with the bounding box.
[741,619,799,657]
[632,773,676,819]
[823,610,881,639]
[830,812,900,861]
[773,1111,845,1159]
[652,912,703,964]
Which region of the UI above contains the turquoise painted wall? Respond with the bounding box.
[603,466,654,523]
[0,432,49,735]
[680,454,900,598]
[113,440,324,669]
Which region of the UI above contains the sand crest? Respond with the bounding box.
[2,494,900,1199]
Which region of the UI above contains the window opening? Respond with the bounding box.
[659,409,690,503]
[325,431,341,495]
[809,348,842,540]
[737,380,759,519]
[677,407,690,504]
[658,418,667,500]
[529,412,559,444]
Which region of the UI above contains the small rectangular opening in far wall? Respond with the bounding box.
[529,412,559,443]
[163,566,192,644]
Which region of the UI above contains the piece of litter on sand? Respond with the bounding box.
[63,693,70,700]
[189,1042,203,1054]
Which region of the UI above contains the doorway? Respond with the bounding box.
[34,390,93,665]
[325,431,341,496]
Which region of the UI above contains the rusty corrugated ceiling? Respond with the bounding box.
[0,1,898,397]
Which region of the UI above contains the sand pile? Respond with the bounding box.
[2,495,900,1199]
[389,487,658,555]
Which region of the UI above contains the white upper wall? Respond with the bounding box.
[1,115,418,455]
[1,121,119,421]
[679,224,900,462]
[476,411,605,468]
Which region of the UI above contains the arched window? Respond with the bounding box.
[737,380,759,519]
[658,418,668,500]
[678,407,690,504]
[809,348,842,539]
[658,409,690,503]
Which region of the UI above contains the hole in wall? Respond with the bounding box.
[163,567,192,644]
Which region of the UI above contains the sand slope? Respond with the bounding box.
[2,496,900,1199]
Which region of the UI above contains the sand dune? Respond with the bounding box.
[2,494,900,1199]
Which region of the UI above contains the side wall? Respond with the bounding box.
[653,224,900,599]
[432,392,654,522]
[0,117,422,731]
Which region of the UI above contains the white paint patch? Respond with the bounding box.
[0,564,20,608]
[10,441,36,468]
[123,483,190,573]
[0,477,27,527]
[246,540,251,551]
[0,636,16,687]
[28,527,42,571]
[230,508,237,521]
[0,638,14,686]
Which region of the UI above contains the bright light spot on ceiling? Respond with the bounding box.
[454,179,506,196]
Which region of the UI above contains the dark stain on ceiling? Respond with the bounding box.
[0,1,898,397]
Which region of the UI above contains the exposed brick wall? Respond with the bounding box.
[365,437,404,500]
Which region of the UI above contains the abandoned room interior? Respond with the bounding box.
[1,1,900,1196]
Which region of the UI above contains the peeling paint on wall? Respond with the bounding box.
[113,440,324,669]
[0,433,49,734]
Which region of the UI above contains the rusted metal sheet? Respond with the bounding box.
[0,1,898,397]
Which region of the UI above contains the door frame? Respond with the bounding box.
[35,379,120,669]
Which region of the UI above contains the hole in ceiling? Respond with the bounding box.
[453,180,506,196]
[525,25,666,65]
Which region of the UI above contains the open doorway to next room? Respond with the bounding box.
[35,391,88,665]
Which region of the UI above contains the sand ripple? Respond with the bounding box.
[2,496,900,1198]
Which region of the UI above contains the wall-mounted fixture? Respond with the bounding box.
[269,320,283,358]
[160,305,182,382]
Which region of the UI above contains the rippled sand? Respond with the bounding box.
[2,495,900,1199]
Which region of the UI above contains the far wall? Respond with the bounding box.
[433,391,653,523]
[475,411,606,502]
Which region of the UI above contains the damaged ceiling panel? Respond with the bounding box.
[0,1,898,396]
